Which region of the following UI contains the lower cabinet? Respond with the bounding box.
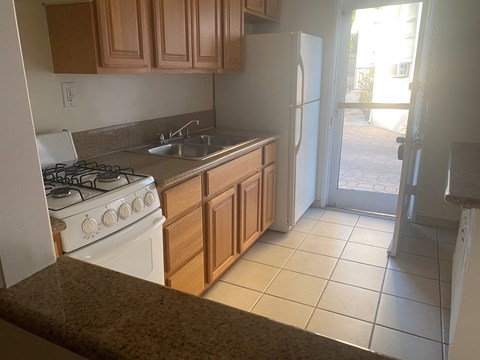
[238,172,262,254]
[161,141,277,294]
[262,164,276,230]
[206,186,237,283]
[165,251,205,296]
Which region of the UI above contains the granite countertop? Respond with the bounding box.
[86,128,280,188]
[445,142,480,208]
[50,217,66,234]
[0,257,393,360]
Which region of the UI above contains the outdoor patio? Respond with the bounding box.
[338,109,403,194]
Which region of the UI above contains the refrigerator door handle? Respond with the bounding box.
[293,105,304,154]
[297,55,305,106]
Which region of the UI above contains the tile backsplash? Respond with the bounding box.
[72,110,214,160]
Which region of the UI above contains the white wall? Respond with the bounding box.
[414,0,480,222]
[0,0,56,288]
[14,0,214,133]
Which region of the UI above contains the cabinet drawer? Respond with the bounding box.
[164,206,203,273]
[166,251,205,296]
[206,149,262,196]
[263,142,276,165]
[163,175,202,220]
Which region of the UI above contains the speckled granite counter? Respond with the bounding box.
[85,128,280,188]
[50,217,66,234]
[445,142,480,208]
[0,257,393,360]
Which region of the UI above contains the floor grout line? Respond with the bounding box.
[436,229,447,360]
[368,252,389,350]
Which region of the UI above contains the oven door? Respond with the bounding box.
[66,209,165,285]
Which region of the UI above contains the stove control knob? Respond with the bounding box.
[82,218,98,235]
[102,209,118,227]
[118,203,132,220]
[144,191,156,207]
[133,197,144,213]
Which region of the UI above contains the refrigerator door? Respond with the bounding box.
[294,100,320,223]
[299,33,323,104]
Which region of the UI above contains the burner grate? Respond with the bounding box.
[42,161,142,192]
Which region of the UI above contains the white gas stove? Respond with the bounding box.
[37,130,165,285]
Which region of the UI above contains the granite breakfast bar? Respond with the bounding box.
[0,257,393,360]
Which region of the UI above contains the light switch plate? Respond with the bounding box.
[61,82,76,107]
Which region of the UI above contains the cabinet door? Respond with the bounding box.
[222,0,243,71]
[152,0,192,69]
[245,0,265,14]
[192,0,222,70]
[262,164,276,231]
[206,187,237,282]
[239,172,262,254]
[265,0,280,20]
[96,0,150,68]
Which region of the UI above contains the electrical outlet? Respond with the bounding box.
[61,82,76,107]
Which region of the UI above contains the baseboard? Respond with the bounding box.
[415,215,459,230]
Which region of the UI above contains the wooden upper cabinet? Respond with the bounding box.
[96,0,150,68]
[222,0,244,72]
[45,0,150,73]
[244,0,280,23]
[245,0,265,14]
[265,0,280,20]
[152,0,192,69]
[192,0,222,70]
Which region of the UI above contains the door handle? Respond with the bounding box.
[396,136,405,160]
[293,106,304,154]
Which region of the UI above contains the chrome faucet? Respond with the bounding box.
[169,120,200,139]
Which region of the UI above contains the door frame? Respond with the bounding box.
[324,0,426,215]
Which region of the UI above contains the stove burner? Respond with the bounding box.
[97,171,121,183]
[51,187,72,198]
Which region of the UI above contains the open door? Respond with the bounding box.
[390,0,440,256]
[330,0,424,215]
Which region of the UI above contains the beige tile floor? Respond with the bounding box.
[204,208,455,360]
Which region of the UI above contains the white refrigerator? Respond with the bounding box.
[215,32,323,232]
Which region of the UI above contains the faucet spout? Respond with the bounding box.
[170,120,200,138]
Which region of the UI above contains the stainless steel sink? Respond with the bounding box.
[146,143,224,159]
[185,134,252,147]
[128,133,257,160]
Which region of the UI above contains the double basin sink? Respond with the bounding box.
[129,134,257,161]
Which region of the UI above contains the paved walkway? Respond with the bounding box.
[339,109,402,194]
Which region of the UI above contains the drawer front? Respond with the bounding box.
[206,149,262,196]
[164,206,203,273]
[163,175,202,220]
[166,251,205,296]
[263,142,276,165]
